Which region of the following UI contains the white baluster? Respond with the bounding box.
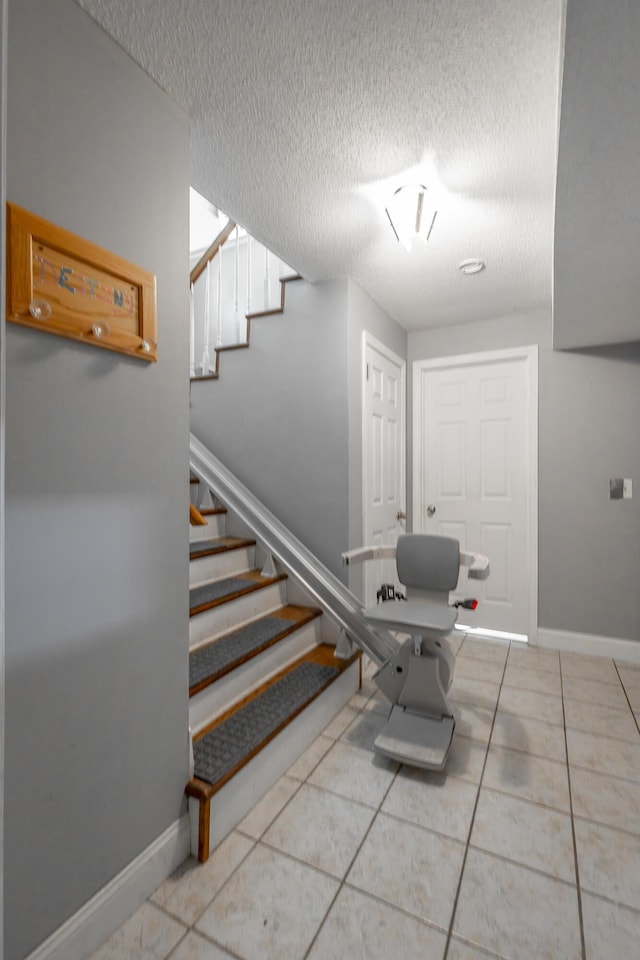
[246,234,252,317]
[201,260,211,375]
[216,247,222,347]
[234,225,241,341]
[264,245,270,310]
[189,283,195,378]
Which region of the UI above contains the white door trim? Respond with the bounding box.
[362,332,406,600]
[413,345,538,643]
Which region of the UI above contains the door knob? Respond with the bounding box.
[426,504,436,517]
[396,511,406,521]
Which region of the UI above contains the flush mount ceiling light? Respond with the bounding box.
[458,258,485,275]
[385,184,437,252]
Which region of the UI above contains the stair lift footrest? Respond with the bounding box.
[374,705,455,771]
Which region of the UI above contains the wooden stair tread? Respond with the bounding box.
[189,605,322,696]
[190,536,255,560]
[189,569,287,617]
[187,644,359,798]
[199,506,227,516]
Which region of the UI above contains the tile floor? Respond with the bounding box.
[92,637,640,960]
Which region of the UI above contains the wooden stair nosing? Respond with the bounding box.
[187,644,360,800]
[190,536,256,561]
[189,570,287,618]
[189,605,322,697]
[199,506,227,516]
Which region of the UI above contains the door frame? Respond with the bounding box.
[362,331,406,590]
[413,345,538,643]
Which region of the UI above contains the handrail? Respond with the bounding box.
[190,220,237,285]
[189,434,397,665]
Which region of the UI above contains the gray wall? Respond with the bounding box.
[347,280,407,598]
[5,2,190,957]
[409,310,640,643]
[190,279,350,580]
[554,0,640,349]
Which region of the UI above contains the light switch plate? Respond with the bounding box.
[623,478,633,499]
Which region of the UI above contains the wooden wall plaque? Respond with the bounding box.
[6,203,158,362]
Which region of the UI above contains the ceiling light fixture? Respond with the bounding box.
[458,258,485,275]
[385,183,437,252]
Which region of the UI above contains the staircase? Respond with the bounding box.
[185,477,361,862]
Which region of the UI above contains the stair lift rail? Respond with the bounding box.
[189,435,398,665]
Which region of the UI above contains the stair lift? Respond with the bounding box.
[342,534,490,771]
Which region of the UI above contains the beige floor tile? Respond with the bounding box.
[482,745,570,811]
[91,902,186,960]
[448,632,466,656]
[237,775,300,839]
[470,787,575,882]
[582,892,640,960]
[445,734,488,783]
[617,663,640,689]
[574,818,640,908]
[307,885,447,960]
[323,704,359,739]
[575,818,640,910]
[447,938,502,960]
[562,675,629,710]
[458,637,509,664]
[448,676,501,710]
[502,664,562,697]
[560,652,620,685]
[346,812,465,929]
[286,734,334,780]
[349,691,372,710]
[570,765,640,835]
[151,833,254,926]
[342,704,388,751]
[450,700,495,744]
[491,711,567,762]
[497,685,564,726]
[625,686,640,711]
[382,767,479,841]
[563,697,639,743]
[507,646,560,674]
[454,656,505,684]
[170,932,235,960]
[453,849,581,960]
[196,844,339,960]
[263,782,375,879]
[308,739,397,808]
[566,727,640,782]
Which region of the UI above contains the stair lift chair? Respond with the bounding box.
[342,534,490,771]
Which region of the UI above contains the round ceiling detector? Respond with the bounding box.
[458,258,485,275]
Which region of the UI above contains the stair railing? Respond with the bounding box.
[189,434,397,665]
[190,219,295,379]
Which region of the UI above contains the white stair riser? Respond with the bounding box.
[189,546,255,588]
[190,484,200,506]
[189,659,359,857]
[189,619,322,734]
[189,581,287,649]
[190,514,226,541]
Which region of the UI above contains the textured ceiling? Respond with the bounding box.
[76,0,564,331]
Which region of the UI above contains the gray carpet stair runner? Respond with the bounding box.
[189,614,293,691]
[193,660,339,788]
[190,537,254,560]
[190,576,261,613]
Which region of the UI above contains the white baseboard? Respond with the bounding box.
[26,815,190,960]
[537,627,640,665]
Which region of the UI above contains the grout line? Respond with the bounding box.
[560,656,588,960]
[442,641,509,960]
[614,660,640,735]
[301,752,403,960]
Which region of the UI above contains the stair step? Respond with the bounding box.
[189,605,322,696]
[199,507,227,517]
[190,536,255,560]
[189,570,287,618]
[190,645,357,796]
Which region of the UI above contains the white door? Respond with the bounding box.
[363,335,406,608]
[413,348,537,638]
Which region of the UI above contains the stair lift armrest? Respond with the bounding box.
[460,550,490,580]
[341,545,397,566]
